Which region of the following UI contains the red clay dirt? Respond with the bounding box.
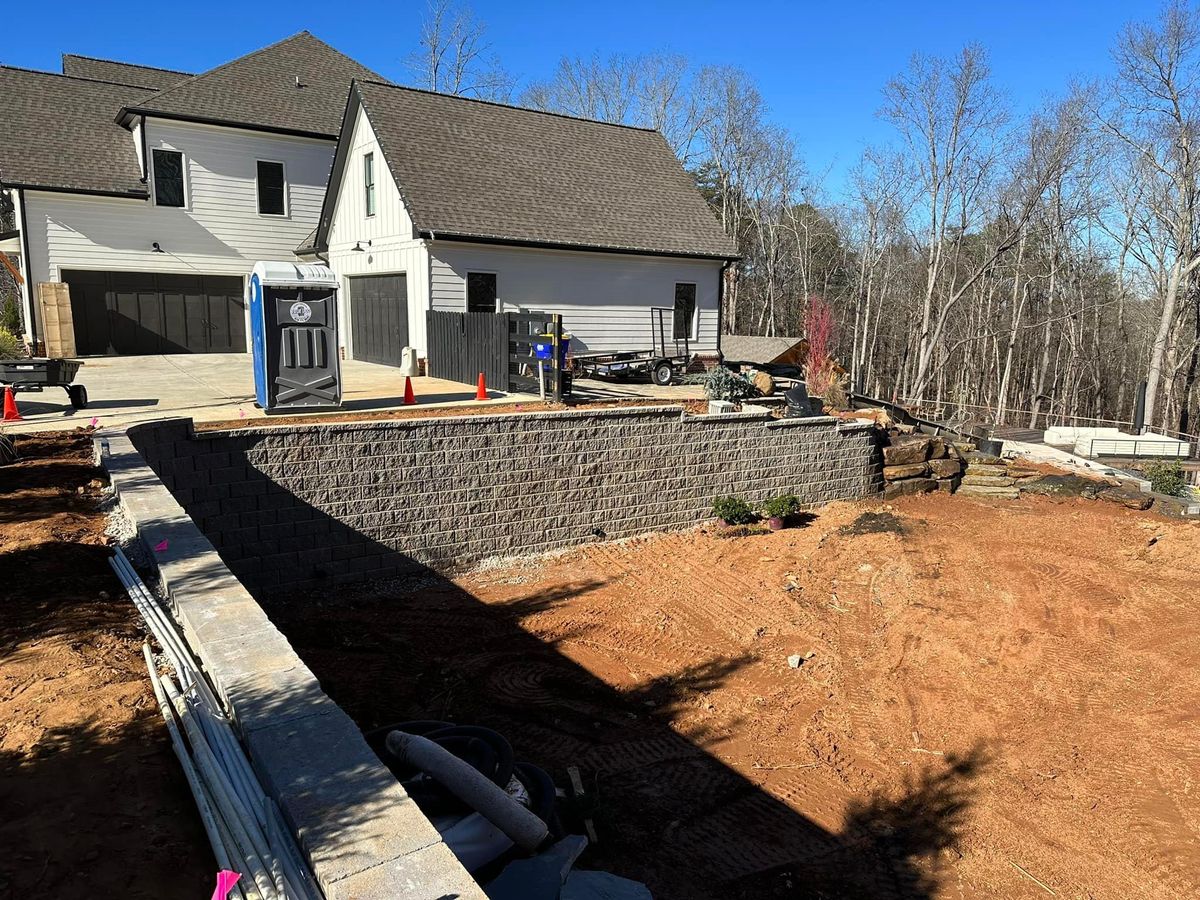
[0,431,210,899]
[268,492,1200,900]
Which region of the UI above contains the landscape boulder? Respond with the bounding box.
[1098,487,1154,511]
[883,477,938,499]
[1018,474,1106,499]
[928,458,962,478]
[884,462,930,481]
[883,436,932,466]
[752,371,776,396]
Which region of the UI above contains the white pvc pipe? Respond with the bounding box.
[118,551,323,900]
[160,672,279,900]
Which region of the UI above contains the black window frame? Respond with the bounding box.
[256,160,287,216]
[673,282,697,340]
[152,148,185,208]
[364,152,376,217]
[466,272,498,313]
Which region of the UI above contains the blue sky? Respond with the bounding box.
[5,0,1165,194]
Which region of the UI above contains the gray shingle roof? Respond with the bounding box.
[0,67,150,196]
[352,81,738,259]
[721,335,806,364]
[61,54,192,90]
[124,33,383,137]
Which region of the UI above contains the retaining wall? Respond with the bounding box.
[128,407,883,595]
[98,430,486,900]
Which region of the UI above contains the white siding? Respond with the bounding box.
[428,243,722,354]
[21,119,336,346]
[326,107,429,358]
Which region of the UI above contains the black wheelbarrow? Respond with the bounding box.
[0,358,88,408]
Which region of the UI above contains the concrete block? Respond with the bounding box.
[327,841,486,899]
[244,712,447,888]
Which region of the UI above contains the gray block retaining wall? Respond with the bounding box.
[128,407,883,595]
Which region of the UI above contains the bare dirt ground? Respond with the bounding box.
[0,432,209,899]
[269,492,1200,900]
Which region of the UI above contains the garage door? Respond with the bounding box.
[63,270,246,355]
[349,274,408,366]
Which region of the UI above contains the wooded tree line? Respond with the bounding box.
[413,0,1200,434]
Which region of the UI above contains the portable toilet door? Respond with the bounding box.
[248,262,342,412]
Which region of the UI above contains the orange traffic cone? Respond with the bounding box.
[2,386,22,422]
[475,372,487,401]
[403,376,416,406]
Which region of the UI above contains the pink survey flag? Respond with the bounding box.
[211,870,241,900]
[89,416,99,427]
[239,409,247,418]
[154,539,169,553]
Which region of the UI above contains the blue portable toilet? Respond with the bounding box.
[248,262,342,412]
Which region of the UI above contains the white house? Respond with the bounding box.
[0,34,378,355]
[312,80,738,368]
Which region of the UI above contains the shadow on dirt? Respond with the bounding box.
[0,431,211,899]
[262,568,988,900]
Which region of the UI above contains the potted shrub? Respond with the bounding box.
[761,494,802,531]
[712,496,756,527]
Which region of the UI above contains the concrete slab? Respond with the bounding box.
[5,354,531,433]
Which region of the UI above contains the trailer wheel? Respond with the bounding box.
[653,362,674,386]
[68,384,88,409]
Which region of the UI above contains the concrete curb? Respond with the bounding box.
[96,428,486,900]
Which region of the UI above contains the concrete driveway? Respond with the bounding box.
[3,354,527,433]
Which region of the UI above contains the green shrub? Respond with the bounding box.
[1144,460,1186,497]
[704,366,760,402]
[0,328,24,360]
[712,495,756,525]
[0,296,19,335]
[761,494,803,519]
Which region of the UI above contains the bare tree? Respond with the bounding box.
[409,0,513,100]
[1099,1,1200,427]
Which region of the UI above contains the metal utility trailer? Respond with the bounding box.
[573,307,692,386]
[0,358,88,408]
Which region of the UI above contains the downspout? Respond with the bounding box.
[717,258,734,362]
[139,115,150,184]
[17,189,38,353]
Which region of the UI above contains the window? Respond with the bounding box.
[467,272,498,313]
[364,152,376,217]
[256,160,286,216]
[152,149,185,207]
[673,283,697,340]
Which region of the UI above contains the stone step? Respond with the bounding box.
[965,463,1008,474]
[961,474,1016,487]
[957,485,1020,499]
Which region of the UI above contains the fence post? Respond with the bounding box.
[551,314,563,403]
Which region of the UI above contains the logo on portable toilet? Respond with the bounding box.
[289,301,313,323]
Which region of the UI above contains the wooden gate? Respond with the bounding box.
[426,310,509,389]
[426,310,563,398]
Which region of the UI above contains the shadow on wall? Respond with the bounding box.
[133,448,981,900]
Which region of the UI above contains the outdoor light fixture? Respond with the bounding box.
[352,240,372,252]
[151,241,165,253]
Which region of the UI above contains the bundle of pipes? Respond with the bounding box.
[109,548,323,900]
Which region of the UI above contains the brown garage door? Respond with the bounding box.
[349,274,408,366]
[63,270,246,355]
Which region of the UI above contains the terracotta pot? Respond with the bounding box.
[768,516,786,531]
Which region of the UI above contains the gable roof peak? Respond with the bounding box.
[325,80,737,259]
[120,31,383,138]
